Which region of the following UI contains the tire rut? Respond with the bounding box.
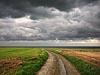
[36,51,80,75]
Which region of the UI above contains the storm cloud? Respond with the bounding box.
[0,0,100,44]
[0,0,99,18]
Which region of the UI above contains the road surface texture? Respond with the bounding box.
[36,51,80,75]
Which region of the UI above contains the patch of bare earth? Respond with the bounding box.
[0,58,23,74]
[36,51,80,75]
[63,51,100,68]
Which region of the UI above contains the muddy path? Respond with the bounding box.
[36,51,80,75]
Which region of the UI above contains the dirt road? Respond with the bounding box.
[36,51,80,75]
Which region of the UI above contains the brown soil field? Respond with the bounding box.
[62,51,100,68]
[0,58,23,74]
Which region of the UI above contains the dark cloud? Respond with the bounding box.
[0,0,99,18]
[0,0,98,9]
[0,0,100,42]
[0,3,100,41]
[0,3,26,18]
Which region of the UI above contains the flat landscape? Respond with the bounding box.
[0,48,100,75]
[0,48,48,75]
[63,51,100,67]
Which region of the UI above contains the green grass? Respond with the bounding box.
[0,48,41,59]
[0,48,48,75]
[64,55,100,75]
[48,48,100,75]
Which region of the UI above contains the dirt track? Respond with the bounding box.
[36,51,80,75]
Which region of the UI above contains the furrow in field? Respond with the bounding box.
[63,51,100,68]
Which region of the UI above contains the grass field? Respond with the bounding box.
[48,48,100,75]
[0,48,48,75]
[1,48,100,75]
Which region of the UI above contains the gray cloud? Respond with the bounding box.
[0,3,26,18]
[0,0,99,18]
[0,0,100,42]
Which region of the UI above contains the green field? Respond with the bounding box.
[0,48,48,75]
[1,48,100,75]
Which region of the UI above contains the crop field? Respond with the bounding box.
[0,48,100,75]
[0,48,48,75]
[49,48,100,75]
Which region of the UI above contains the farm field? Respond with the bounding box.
[0,48,100,75]
[0,48,48,75]
[49,48,100,75]
[63,51,100,67]
[60,48,100,67]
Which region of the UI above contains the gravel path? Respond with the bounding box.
[36,51,80,75]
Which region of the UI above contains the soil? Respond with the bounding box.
[0,58,23,74]
[36,51,80,75]
[63,51,100,68]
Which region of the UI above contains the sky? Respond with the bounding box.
[0,0,100,46]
